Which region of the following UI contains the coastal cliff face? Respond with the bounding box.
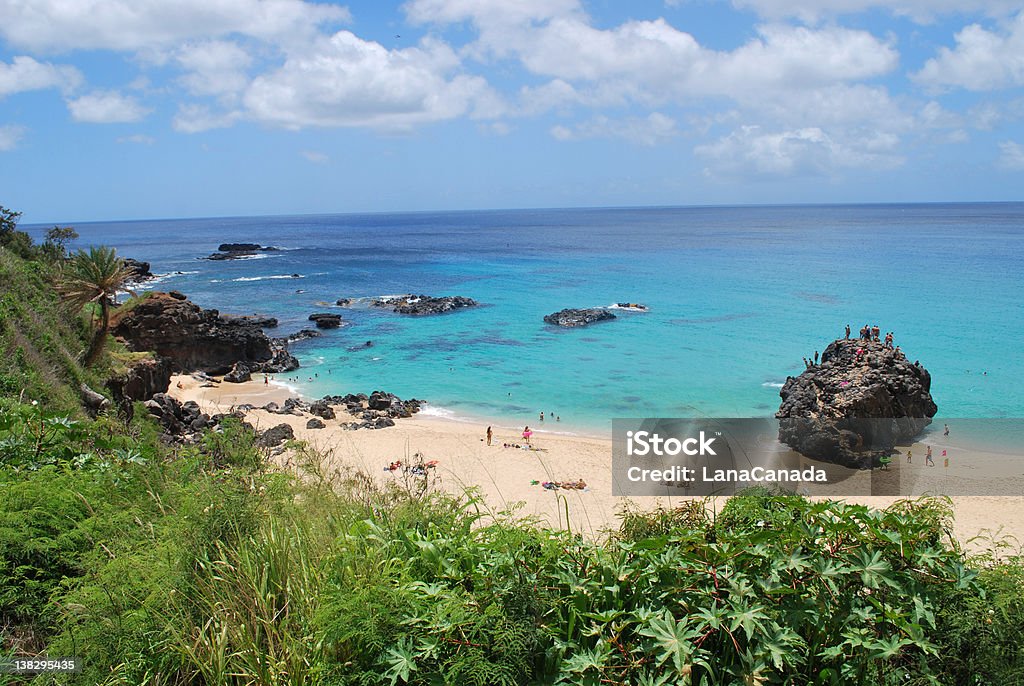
[110,293,294,375]
[106,356,173,406]
[776,338,938,467]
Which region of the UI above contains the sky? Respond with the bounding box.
[1,0,1024,223]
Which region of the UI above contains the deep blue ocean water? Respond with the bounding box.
[29,203,1024,433]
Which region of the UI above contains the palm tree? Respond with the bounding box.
[57,246,135,365]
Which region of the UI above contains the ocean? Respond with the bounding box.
[28,203,1024,433]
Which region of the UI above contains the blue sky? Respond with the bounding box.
[1,0,1023,223]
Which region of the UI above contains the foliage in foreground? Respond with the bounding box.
[0,403,1022,685]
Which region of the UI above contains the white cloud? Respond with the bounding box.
[67,91,150,123]
[998,140,1024,169]
[0,124,27,150]
[409,0,897,109]
[0,0,349,52]
[404,0,582,29]
[172,104,242,133]
[695,124,903,178]
[730,0,1022,24]
[915,13,1024,91]
[176,40,253,98]
[549,112,679,146]
[243,32,498,130]
[0,56,81,98]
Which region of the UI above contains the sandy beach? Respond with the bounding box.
[170,374,1024,554]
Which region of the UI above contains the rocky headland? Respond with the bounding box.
[110,292,299,378]
[544,308,616,328]
[371,294,478,315]
[776,337,938,468]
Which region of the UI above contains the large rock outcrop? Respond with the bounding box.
[543,308,616,328]
[776,338,937,467]
[111,292,298,375]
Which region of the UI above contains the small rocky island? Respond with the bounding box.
[371,294,478,315]
[203,243,280,261]
[544,308,616,328]
[308,312,344,329]
[776,336,938,468]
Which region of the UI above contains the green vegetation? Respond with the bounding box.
[1,211,1022,684]
[55,246,136,365]
[0,247,117,413]
[1,399,1022,685]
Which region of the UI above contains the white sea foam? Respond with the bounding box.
[762,381,785,388]
[232,274,304,282]
[267,378,303,397]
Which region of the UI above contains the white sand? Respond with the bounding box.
[169,374,1024,554]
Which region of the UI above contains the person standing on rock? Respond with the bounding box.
[486,426,492,446]
[813,351,819,365]
[845,324,851,339]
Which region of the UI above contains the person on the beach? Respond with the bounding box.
[264,374,268,385]
[906,449,912,464]
[540,411,544,422]
[522,426,532,444]
[926,446,934,467]
[486,426,492,446]
[944,423,950,437]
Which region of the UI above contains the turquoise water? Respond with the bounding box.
[32,203,1024,432]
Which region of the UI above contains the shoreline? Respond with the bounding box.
[171,374,1024,553]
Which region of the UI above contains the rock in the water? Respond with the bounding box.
[543,308,616,328]
[279,329,322,344]
[257,423,294,447]
[370,294,477,315]
[306,418,326,429]
[776,338,938,467]
[122,258,153,281]
[168,290,187,300]
[218,243,263,252]
[336,297,352,306]
[308,313,343,329]
[205,244,280,260]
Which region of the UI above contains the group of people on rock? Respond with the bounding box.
[846,323,897,350]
